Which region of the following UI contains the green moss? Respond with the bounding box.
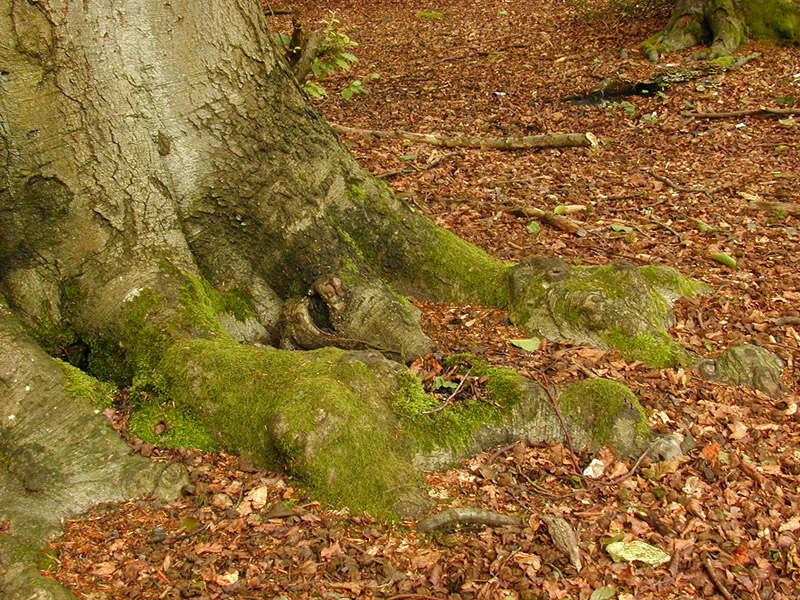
[30,301,77,355]
[559,378,650,447]
[604,330,690,368]
[155,340,420,518]
[178,271,254,334]
[329,178,512,306]
[347,182,367,200]
[743,0,800,42]
[391,355,524,453]
[391,371,440,416]
[58,360,115,409]
[638,265,710,299]
[512,263,700,368]
[87,268,257,387]
[711,55,736,68]
[37,549,59,572]
[430,227,512,306]
[129,399,218,451]
[336,226,366,261]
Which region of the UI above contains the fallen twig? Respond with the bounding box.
[417,507,522,532]
[645,169,713,197]
[508,205,586,235]
[526,371,580,473]
[376,151,461,179]
[331,123,596,150]
[746,199,800,216]
[650,219,683,241]
[691,106,800,119]
[422,367,473,414]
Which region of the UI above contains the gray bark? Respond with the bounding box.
[0,292,188,599]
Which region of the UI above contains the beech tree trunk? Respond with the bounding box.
[0,2,785,597]
[642,0,800,61]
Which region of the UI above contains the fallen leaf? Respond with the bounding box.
[780,515,800,532]
[510,337,541,351]
[194,542,224,554]
[215,570,239,587]
[606,540,671,567]
[90,562,117,576]
[247,485,270,509]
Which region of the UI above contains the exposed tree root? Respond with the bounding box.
[331,123,597,150]
[641,0,746,61]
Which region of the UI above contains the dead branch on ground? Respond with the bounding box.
[331,123,596,150]
[746,199,800,216]
[691,106,800,119]
[508,205,586,236]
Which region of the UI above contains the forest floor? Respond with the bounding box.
[44,1,800,599]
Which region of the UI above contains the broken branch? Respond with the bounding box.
[690,106,800,119]
[746,199,800,216]
[417,508,522,532]
[331,123,596,150]
[509,206,586,235]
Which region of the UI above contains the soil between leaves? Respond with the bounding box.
[40,0,799,599]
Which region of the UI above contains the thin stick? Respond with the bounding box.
[691,106,800,119]
[650,219,683,241]
[645,169,712,197]
[526,371,580,472]
[331,123,595,150]
[422,368,473,414]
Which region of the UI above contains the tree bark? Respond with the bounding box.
[642,0,800,61]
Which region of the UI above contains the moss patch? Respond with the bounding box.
[743,0,800,42]
[509,261,700,368]
[58,360,115,409]
[638,264,711,300]
[155,340,421,518]
[391,355,525,453]
[86,267,256,387]
[128,400,218,451]
[604,330,690,368]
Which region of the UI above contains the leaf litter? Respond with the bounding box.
[42,0,799,598]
